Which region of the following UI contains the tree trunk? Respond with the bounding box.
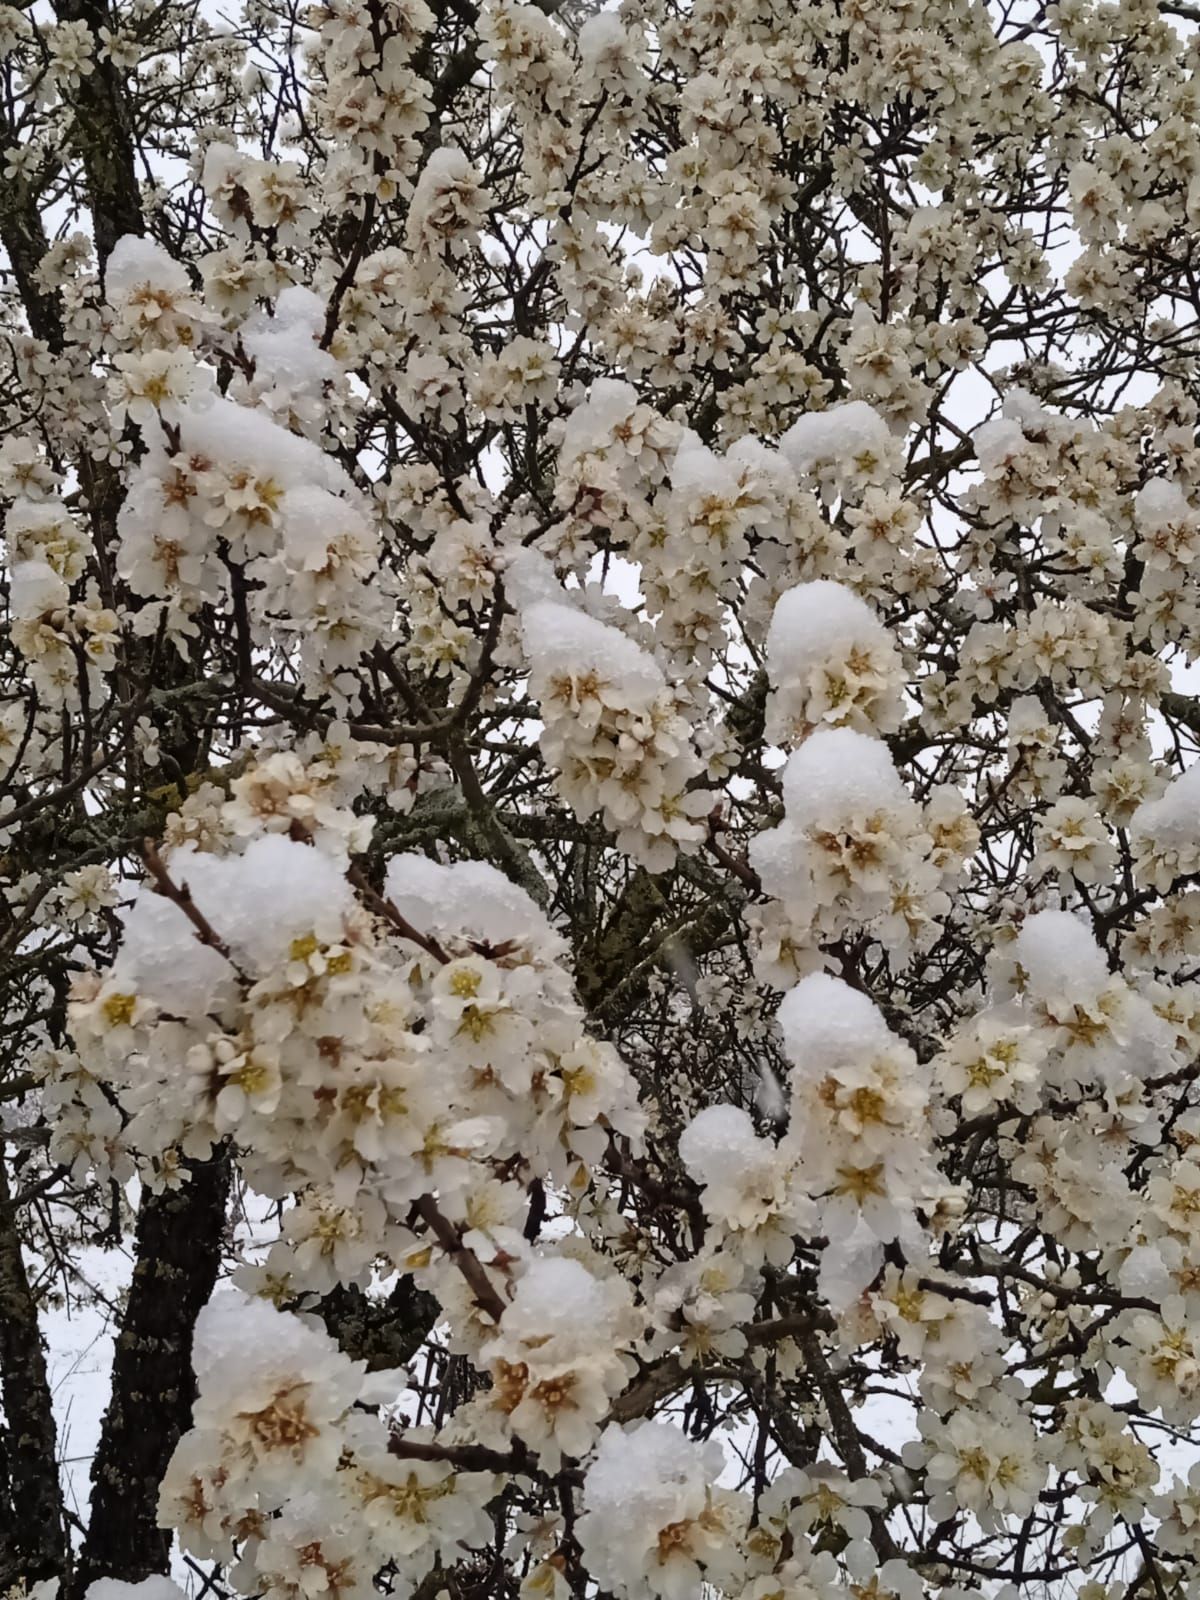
[67,1151,230,1598]
[0,1150,69,1588]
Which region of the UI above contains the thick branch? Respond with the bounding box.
[52,0,145,268]
[0,1151,68,1588]
[69,1150,231,1598]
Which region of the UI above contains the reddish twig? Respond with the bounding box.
[142,839,233,961]
[348,864,449,964]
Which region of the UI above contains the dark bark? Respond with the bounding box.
[0,1151,69,1588]
[0,90,64,352]
[16,19,215,1571]
[52,0,145,269]
[67,1151,231,1599]
[0,170,62,352]
[320,1277,440,1371]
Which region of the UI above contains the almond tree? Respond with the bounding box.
[4,2,1200,1600]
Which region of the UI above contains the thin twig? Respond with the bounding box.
[141,839,233,961]
[414,1194,509,1325]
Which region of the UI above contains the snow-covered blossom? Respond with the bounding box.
[578,1424,746,1600]
[750,727,944,957]
[1131,761,1200,891]
[777,972,939,1243]
[678,1103,812,1263]
[997,909,1177,1088]
[481,1255,640,1465]
[520,586,711,870]
[764,580,904,744]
